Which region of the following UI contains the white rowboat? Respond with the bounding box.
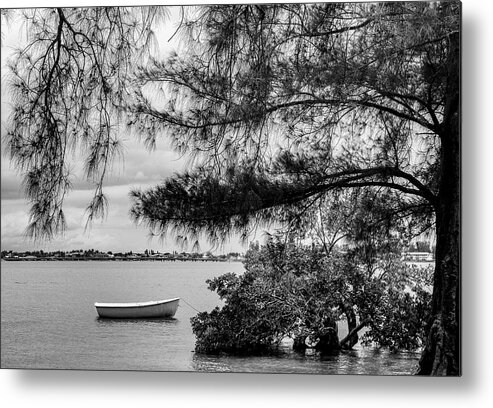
[95,297,180,319]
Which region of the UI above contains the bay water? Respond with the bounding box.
[1,260,419,374]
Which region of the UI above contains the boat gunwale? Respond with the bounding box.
[94,297,180,308]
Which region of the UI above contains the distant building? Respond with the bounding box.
[402,252,434,262]
[67,251,84,258]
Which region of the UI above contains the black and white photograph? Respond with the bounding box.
[1,0,462,382]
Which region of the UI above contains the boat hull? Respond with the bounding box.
[95,298,179,319]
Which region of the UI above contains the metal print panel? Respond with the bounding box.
[1,1,461,375]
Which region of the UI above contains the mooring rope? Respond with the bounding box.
[181,298,201,313]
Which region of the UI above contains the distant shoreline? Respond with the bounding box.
[1,256,243,263]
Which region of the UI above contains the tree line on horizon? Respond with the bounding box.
[0,249,245,259]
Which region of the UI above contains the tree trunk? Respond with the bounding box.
[340,318,369,349]
[340,303,359,349]
[293,335,308,352]
[417,31,460,376]
[315,320,341,354]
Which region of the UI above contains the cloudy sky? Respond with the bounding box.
[0,5,250,254]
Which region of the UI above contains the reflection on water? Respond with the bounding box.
[96,317,179,326]
[192,343,420,375]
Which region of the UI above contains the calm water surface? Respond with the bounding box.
[1,260,419,374]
